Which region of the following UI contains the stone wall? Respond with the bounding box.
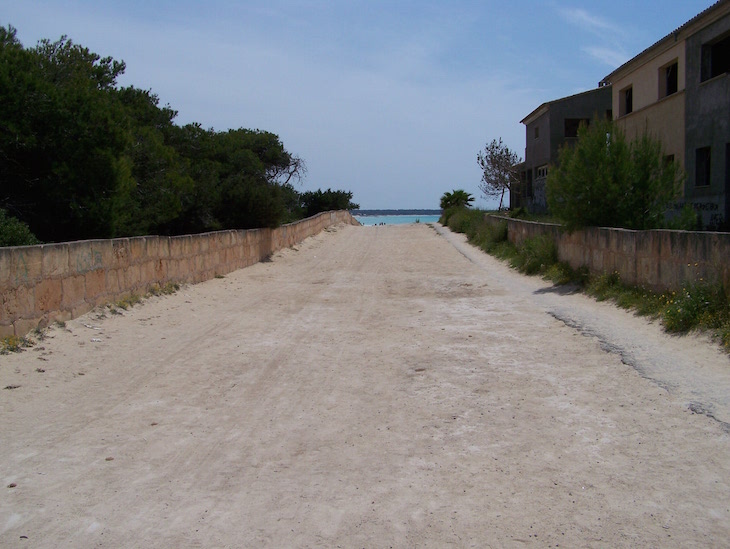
[485,215,730,292]
[0,211,359,337]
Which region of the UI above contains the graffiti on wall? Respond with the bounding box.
[75,249,103,272]
[672,201,726,230]
[13,251,29,284]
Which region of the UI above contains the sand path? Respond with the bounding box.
[1,223,729,548]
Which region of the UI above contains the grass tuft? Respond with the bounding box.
[1,335,33,354]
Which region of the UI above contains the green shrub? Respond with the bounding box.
[663,281,729,333]
[447,208,483,235]
[585,271,622,301]
[1,335,32,354]
[510,235,557,275]
[665,203,700,231]
[0,209,40,247]
[439,206,459,226]
[509,207,527,219]
[546,117,682,231]
[545,263,589,287]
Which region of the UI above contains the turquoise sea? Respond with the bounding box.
[354,214,441,226]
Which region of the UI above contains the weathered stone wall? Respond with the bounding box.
[1,211,359,337]
[485,215,730,292]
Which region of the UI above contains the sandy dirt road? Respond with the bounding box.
[1,223,729,548]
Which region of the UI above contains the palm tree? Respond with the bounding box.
[440,189,474,210]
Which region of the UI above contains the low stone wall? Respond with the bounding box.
[1,211,359,337]
[485,215,730,292]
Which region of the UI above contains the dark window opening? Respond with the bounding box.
[534,126,539,139]
[664,154,675,167]
[620,86,633,116]
[526,168,533,198]
[696,147,711,187]
[564,118,589,138]
[701,33,730,82]
[660,61,678,97]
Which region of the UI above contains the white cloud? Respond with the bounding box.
[560,7,624,37]
[582,46,629,68]
[558,6,629,69]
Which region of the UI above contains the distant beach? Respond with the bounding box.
[354,214,441,226]
[352,209,441,226]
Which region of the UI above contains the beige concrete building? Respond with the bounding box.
[599,12,691,172]
[600,0,730,228]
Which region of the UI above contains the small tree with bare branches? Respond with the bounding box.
[477,138,522,210]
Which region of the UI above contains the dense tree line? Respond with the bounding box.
[0,26,357,244]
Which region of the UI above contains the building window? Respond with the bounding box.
[534,126,539,139]
[659,60,678,98]
[619,86,633,116]
[536,165,549,178]
[696,147,711,187]
[564,118,589,138]
[701,32,730,82]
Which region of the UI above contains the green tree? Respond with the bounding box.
[0,27,133,242]
[209,129,299,229]
[115,86,194,236]
[546,118,682,230]
[477,138,521,210]
[299,189,359,217]
[440,189,474,210]
[0,208,40,246]
[164,123,225,234]
[0,26,311,240]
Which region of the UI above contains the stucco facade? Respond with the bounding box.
[606,39,686,171]
[601,0,730,229]
[684,7,730,229]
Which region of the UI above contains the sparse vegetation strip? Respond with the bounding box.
[1,281,182,353]
[442,209,730,351]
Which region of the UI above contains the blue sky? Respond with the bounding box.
[1,1,716,209]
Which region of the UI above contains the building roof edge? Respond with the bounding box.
[599,0,730,86]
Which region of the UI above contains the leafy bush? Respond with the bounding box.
[0,209,40,247]
[665,203,700,231]
[663,282,729,333]
[447,208,483,235]
[544,263,590,287]
[547,117,682,231]
[445,211,512,257]
[510,235,557,275]
[509,207,527,219]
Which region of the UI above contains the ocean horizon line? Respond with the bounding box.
[352,209,441,216]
